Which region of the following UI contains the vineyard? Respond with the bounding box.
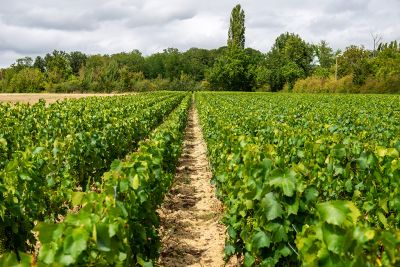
[0,92,190,266]
[196,92,400,266]
[0,92,399,266]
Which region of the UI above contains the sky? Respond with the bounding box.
[0,0,399,67]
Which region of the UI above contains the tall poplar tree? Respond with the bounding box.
[207,4,255,91]
[228,4,245,49]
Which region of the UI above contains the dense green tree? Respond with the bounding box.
[181,48,215,81]
[0,68,17,92]
[68,51,87,75]
[163,48,183,80]
[33,56,46,73]
[44,50,73,84]
[264,32,313,91]
[373,44,400,80]
[144,53,166,79]
[9,68,44,92]
[11,57,33,71]
[111,50,145,73]
[206,46,254,91]
[228,4,245,49]
[337,45,371,85]
[314,40,335,69]
[245,48,264,65]
[206,5,255,91]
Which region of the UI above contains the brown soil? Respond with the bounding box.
[0,93,124,104]
[158,102,237,267]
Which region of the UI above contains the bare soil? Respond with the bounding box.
[0,93,123,104]
[158,102,237,267]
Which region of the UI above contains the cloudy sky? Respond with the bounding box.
[0,0,399,67]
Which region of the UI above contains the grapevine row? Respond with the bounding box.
[196,92,400,266]
[25,94,190,266]
[0,92,186,261]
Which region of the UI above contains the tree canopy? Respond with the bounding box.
[228,4,245,49]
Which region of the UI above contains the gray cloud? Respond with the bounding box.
[323,0,369,14]
[0,0,399,67]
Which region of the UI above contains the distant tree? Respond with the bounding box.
[207,4,255,91]
[11,57,33,71]
[337,45,371,85]
[373,42,400,80]
[245,48,264,65]
[81,55,107,91]
[228,4,245,49]
[99,60,119,92]
[111,50,145,73]
[144,53,166,79]
[206,47,254,91]
[10,68,44,92]
[0,68,17,92]
[315,40,335,69]
[181,48,215,81]
[33,56,46,72]
[45,50,73,84]
[68,51,87,75]
[264,32,313,91]
[377,40,399,52]
[163,48,183,80]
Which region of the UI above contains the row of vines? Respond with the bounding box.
[196,92,400,266]
[0,92,190,266]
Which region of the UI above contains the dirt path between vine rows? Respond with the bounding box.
[158,103,237,267]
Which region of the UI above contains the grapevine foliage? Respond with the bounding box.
[0,92,190,266]
[196,92,400,266]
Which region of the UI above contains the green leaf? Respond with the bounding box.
[244,252,255,267]
[224,244,235,256]
[0,138,7,147]
[227,226,237,239]
[266,223,288,242]
[71,192,85,206]
[38,243,56,264]
[269,169,296,197]
[109,223,118,238]
[97,223,111,252]
[110,160,122,171]
[332,144,346,159]
[261,192,283,221]
[59,255,75,266]
[137,256,153,267]
[18,252,34,267]
[279,245,292,257]
[304,187,319,203]
[32,147,44,155]
[353,227,375,244]
[131,174,140,190]
[321,224,346,255]
[34,223,63,243]
[0,252,19,267]
[19,172,31,181]
[252,231,271,249]
[63,227,88,259]
[119,180,129,192]
[378,212,388,228]
[287,199,299,215]
[356,156,368,170]
[118,252,127,261]
[317,201,360,226]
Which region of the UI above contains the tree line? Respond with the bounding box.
[1,4,399,93]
